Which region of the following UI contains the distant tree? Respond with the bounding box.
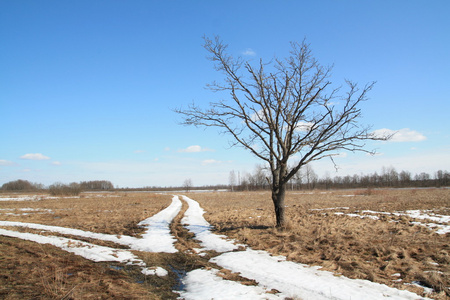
[48,182,81,196]
[399,170,412,187]
[79,180,114,191]
[229,170,237,191]
[304,165,318,190]
[1,179,39,191]
[322,172,333,189]
[183,178,193,192]
[435,170,450,187]
[293,168,304,189]
[250,165,268,190]
[176,36,390,227]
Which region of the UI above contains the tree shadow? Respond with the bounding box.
[217,224,271,232]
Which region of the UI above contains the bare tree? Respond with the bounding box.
[183,178,193,192]
[229,170,237,191]
[175,36,389,227]
[304,164,318,190]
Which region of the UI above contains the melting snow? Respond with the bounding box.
[0,228,144,264]
[0,194,432,299]
[180,197,429,300]
[0,195,43,201]
[178,268,283,300]
[181,195,239,252]
[137,195,182,253]
[141,267,169,277]
[0,195,182,252]
[211,249,426,300]
[332,208,449,234]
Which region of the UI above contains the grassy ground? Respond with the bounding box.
[0,189,449,299]
[0,193,178,299]
[190,188,450,299]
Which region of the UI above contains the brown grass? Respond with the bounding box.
[0,192,179,299]
[1,189,449,299]
[0,192,170,236]
[189,188,450,299]
[0,193,247,299]
[0,235,156,299]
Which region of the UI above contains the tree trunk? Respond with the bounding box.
[272,183,287,228]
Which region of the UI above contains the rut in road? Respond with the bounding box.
[168,196,260,290]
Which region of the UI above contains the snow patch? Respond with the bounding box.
[181,195,239,252]
[141,267,168,277]
[211,249,428,300]
[178,268,284,300]
[137,195,182,253]
[0,228,143,264]
[180,196,427,300]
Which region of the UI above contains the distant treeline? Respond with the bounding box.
[229,166,450,191]
[1,180,114,195]
[2,167,449,194]
[115,185,230,192]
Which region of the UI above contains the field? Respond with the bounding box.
[0,189,448,299]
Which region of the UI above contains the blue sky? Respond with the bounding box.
[1,0,449,188]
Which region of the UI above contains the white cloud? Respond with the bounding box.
[242,48,256,56]
[0,160,15,166]
[134,150,145,154]
[250,109,265,122]
[201,159,221,165]
[336,152,348,158]
[311,146,450,179]
[51,161,61,166]
[295,122,314,132]
[372,128,426,142]
[20,153,50,160]
[178,145,214,153]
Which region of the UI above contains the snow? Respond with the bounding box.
[141,267,169,277]
[0,228,143,264]
[0,194,431,299]
[0,195,182,252]
[332,208,449,234]
[178,268,283,300]
[0,195,181,278]
[0,195,42,201]
[137,195,182,253]
[211,249,427,300]
[180,196,429,300]
[403,210,450,223]
[181,195,239,252]
[0,207,53,216]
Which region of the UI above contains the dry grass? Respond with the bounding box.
[0,192,178,299]
[0,192,170,236]
[1,189,449,299]
[0,235,156,299]
[190,188,450,299]
[0,193,244,299]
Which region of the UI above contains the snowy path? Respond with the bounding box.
[179,196,429,300]
[0,194,429,299]
[181,195,240,252]
[211,250,424,300]
[137,195,182,253]
[0,195,182,277]
[0,228,145,264]
[0,195,181,253]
